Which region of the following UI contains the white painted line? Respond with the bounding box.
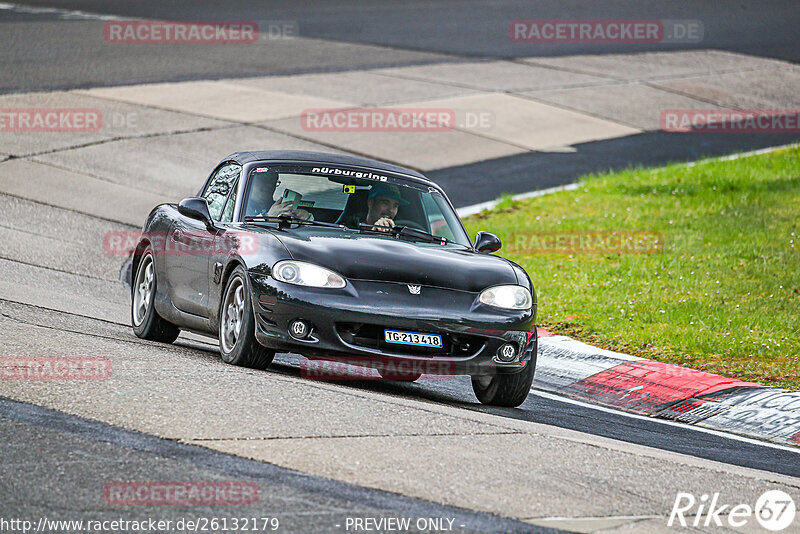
[457,183,580,217]
[540,335,644,362]
[0,2,120,20]
[529,389,800,454]
[682,142,800,168]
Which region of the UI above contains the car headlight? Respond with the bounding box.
[479,285,532,310]
[272,260,346,288]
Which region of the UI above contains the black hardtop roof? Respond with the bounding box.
[224,150,435,186]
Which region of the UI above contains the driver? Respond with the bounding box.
[248,169,312,220]
[343,183,408,230]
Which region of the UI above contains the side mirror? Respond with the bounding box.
[474,231,501,253]
[178,197,214,227]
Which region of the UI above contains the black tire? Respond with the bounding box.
[131,247,180,343]
[218,266,275,370]
[377,368,422,382]
[471,334,537,407]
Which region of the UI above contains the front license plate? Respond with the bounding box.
[384,330,442,348]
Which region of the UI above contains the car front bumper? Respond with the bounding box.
[248,272,536,376]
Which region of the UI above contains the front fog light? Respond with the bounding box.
[496,343,517,362]
[289,319,310,339]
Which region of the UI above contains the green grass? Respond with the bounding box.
[463,146,800,390]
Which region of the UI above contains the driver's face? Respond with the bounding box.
[367,196,400,222]
[250,176,273,204]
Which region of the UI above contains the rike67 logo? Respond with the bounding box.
[669,490,796,531]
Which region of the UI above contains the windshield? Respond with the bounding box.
[242,163,471,246]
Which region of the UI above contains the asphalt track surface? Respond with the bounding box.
[250,352,800,480]
[2,1,800,531]
[2,0,799,94]
[1,396,553,533]
[1,298,799,531]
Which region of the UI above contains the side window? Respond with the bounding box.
[203,163,241,221]
[220,179,239,223]
[421,193,456,241]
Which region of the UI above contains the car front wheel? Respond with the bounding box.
[471,363,535,407]
[471,334,537,407]
[219,266,275,370]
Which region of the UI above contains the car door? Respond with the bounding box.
[206,175,242,324]
[166,162,241,318]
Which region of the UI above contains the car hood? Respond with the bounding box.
[252,226,518,292]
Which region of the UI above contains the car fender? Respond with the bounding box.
[500,257,537,323]
[208,227,291,329]
[132,203,179,307]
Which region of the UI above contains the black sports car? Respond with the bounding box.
[131,151,538,406]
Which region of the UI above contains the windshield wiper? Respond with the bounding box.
[395,225,448,244]
[244,214,345,229]
[357,223,448,245]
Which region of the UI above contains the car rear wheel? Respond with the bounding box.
[219,266,275,370]
[131,247,180,343]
